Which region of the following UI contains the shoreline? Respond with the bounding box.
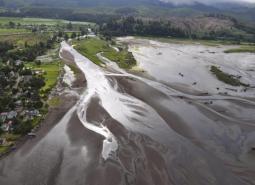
[0,48,86,159]
[1,39,255,185]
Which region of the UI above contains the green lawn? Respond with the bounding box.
[26,61,63,92]
[48,96,62,107]
[2,133,20,141]
[74,37,110,65]
[0,33,52,47]
[0,133,20,154]
[0,28,30,34]
[224,46,255,53]
[74,37,136,69]
[67,63,80,76]
[0,17,94,26]
[103,49,136,69]
[0,146,9,153]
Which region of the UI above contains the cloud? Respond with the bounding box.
[159,0,255,5]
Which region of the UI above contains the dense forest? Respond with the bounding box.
[0,37,56,62]
[1,0,255,22]
[100,16,255,42]
[0,8,118,24]
[1,7,254,42]
[100,17,186,38]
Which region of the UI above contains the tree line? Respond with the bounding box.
[100,16,255,42]
[100,17,186,39]
[0,7,118,24]
[1,8,254,42]
[0,36,56,63]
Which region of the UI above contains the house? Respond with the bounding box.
[0,72,5,78]
[14,60,23,66]
[0,138,6,145]
[1,121,13,132]
[0,112,8,122]
[23,75,33,83]
[7,111,17,119]
[10,71,15,77]
[34,70,45,75]
[26,109,40,118]
[15,100,22,107]
[28,132,36,138]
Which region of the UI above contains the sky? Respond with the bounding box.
[160,0,255,4]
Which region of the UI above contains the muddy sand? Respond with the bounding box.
[0,40,255,185]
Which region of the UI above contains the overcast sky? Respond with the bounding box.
[160,0,255,4]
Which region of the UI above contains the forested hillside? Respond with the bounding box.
[0,0,254,42]
[0,0,255,23]
[100,15,255,42]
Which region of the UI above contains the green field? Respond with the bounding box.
[0,28,29,34]
[103,49,136,69]
[0,33,52,47]
[74,37,110,65]
[74,37,136,69]
[0,17,93,26]
[0,146,9,153]
[0,133,20,154]
[67,63,80,76]
[26,61,63,92]
[48,96,62,107]
[224,46,255,53]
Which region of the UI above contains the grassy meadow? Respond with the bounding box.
[0,17,93,26]
[74,37,136,69]
[25,61,63,92]
[0,28,29,34]
[0,33,51,47]
[224,46,255,53]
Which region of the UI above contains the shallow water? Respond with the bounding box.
[0,40,255,185]
[63,65,75,86]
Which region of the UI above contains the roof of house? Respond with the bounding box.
[7,111,17,119]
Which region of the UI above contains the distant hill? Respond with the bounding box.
[0,0,159,8]
[0,0,255,23]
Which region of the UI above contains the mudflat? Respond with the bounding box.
[0,39,255,185]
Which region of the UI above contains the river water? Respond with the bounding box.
[0,40,255,185]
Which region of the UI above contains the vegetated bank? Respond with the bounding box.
[0,33,58,155]
[73,37,136,69]
[1,5,255,43]
[224,46,255,53]
[210,66,249,87]
[100,15,255,43]
[0,18,91,156]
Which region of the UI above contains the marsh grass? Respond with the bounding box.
[210,66,249,87]
[74,37,136,69]
[224,46,255,53]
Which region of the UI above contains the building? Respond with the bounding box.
[7,111,17,120]
[0,112,8,122]
[15,100,22,107]
[34,70,45,76]
[23,75,33,83]
[0,138,7,145]
[1,121,13,132]
[14,60,23,66]
[26,109,40,118]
